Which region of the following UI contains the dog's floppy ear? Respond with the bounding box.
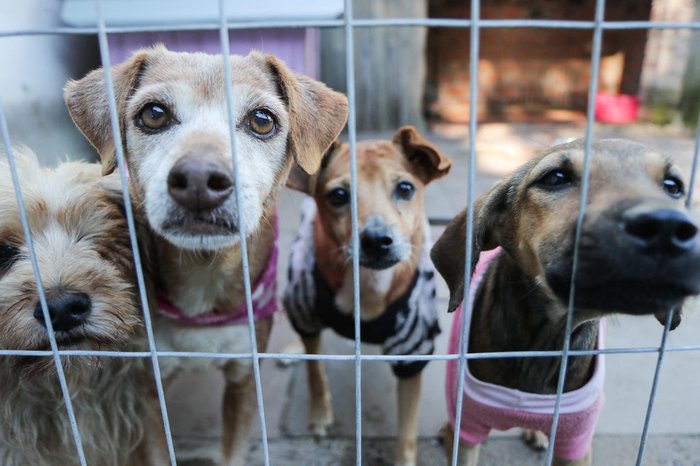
[64,47,159,176]
[98,173,126,207]
[286,140,341,194]
[393,125,452,183]
[431,179,512,313]
[263,54,348,175]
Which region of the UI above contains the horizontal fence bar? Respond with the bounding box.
[2,19,700,38]
[4,345,698,360]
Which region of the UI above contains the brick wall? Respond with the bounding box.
[426,0,651,122]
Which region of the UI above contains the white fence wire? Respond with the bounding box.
[0,1,699,465]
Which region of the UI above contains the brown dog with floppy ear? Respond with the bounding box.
[284,126,451,466]
[432,139,700,466]
[65,45,348,466]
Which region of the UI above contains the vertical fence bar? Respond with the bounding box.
[635,110,700,465]
[634,311,673,465]
[219,0,270,466]
[93,0,178,464]
[217,1,271,465]
[0,101,88,466]
[343,0,362,464]
[450,0,480,464]
[544,0,606,464]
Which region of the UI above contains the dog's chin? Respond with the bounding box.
[548,278,694,315]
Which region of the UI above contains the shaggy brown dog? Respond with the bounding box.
[433,139,700,466]
[0,149,166,466]
[64,45,348,465]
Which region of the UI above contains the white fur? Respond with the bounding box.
[335,266,396,318]
[127,75,288,252]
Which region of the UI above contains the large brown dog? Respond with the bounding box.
[0,149,166,466]
[432,139,700,466]
[64,45,348,465]
[284,126,451,466]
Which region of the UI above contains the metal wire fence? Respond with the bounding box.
[1,1,699,465]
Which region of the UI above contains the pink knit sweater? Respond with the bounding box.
[446,248,605,461]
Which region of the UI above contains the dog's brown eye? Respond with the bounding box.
[327,187,349,208]
[395,181,415,201]
[138,103,172,131]
[0,244,19,272]
[248,109,276,138]
[663,175,684,199]
[535,169,572,190]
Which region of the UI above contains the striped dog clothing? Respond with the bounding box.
[283,198,440,378]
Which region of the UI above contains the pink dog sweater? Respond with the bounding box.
[446,248,605,461]
[156,216,280,326]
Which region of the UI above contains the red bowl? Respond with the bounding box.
[595,93,639,124]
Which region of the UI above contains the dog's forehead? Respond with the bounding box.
[322,140,410,185]
[533,139,669,178]
[140,51,277,100]
[0,160,104,230]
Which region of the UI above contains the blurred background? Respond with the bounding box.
[2,1,700,464]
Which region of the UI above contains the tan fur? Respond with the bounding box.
[434,139,700,466]
[292,126,451,466]
[65,46,348,466]
[0,149,166,466]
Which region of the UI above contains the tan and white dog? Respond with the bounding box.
[283,126,451,466]
[64,45,348,465]
[0,149,167,466]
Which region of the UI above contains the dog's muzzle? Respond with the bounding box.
[623,206,698,256]
[34,292,92,339]
[358,219,403,270]
[167,155,233,212]
[546,204,700,314]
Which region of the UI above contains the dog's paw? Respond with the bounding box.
[275,338,305,368]
[521,429,549,451]
[393,459,416,466]
[309,406,333,438]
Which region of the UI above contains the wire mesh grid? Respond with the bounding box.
[0,0,699,465]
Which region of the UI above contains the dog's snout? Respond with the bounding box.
[624,208,698,255]
[167,157,233,211]
[360,229,394,255]
[34,293,92,332]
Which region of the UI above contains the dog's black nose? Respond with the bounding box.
[167,157,233,211]
[360,229,394,256]
[34,293,92,332]
[624,208,698,255]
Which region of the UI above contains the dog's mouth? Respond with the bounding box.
[161,212,238,237]
[547,266,700,314]
[578,280,695,314]
[35,335,89,351]
[359,254,402,270]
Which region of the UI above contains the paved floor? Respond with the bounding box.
[163,122,700,465]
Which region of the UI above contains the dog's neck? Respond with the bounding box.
[468,252,599,394]
[153,221,275,316]
[314,217,423,320]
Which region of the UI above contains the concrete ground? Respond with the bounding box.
[164,122,700,465]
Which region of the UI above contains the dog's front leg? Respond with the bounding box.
[395,374,421,466]
[221,317,272,466]
[553,448,592,466]
[221,369,256,466]
[442,422,480,466]
[301,334,333,437]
